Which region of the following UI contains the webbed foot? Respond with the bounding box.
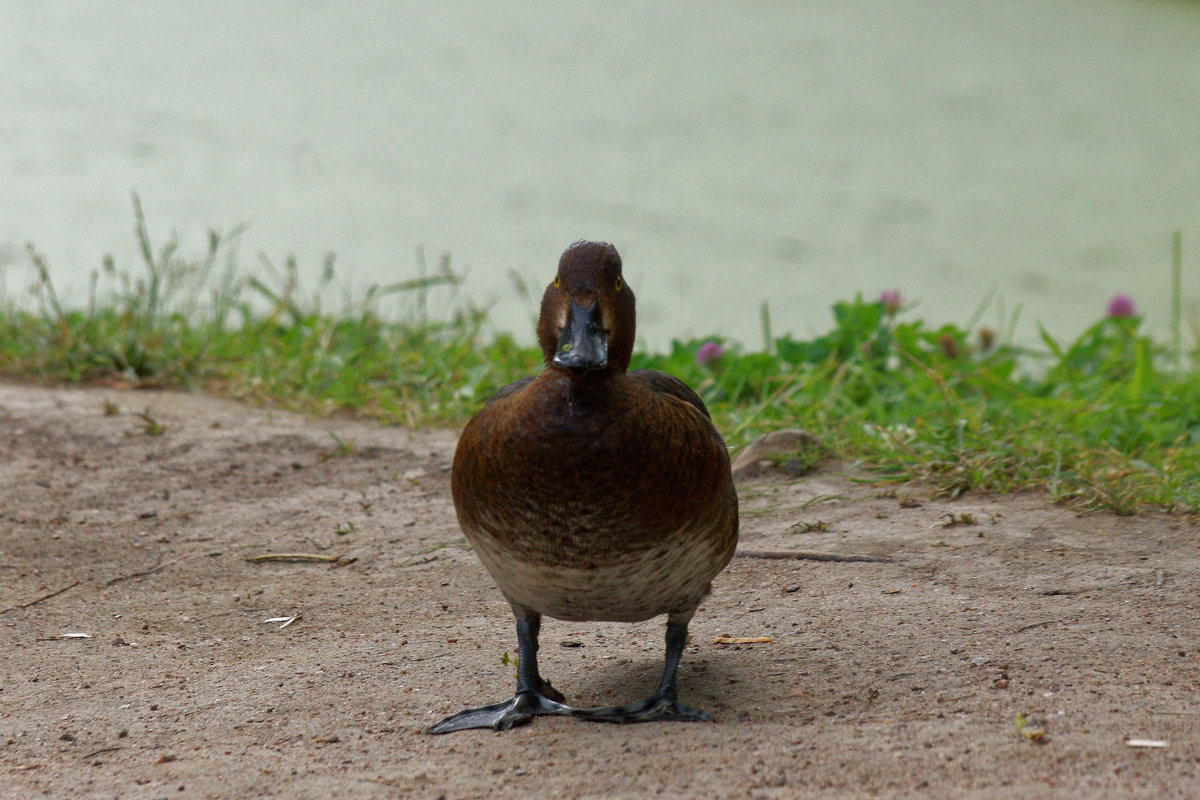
[571,693,713,724]
[427,689,572,734]
[569,617,713,725]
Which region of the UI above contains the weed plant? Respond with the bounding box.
[1,201,1196,514]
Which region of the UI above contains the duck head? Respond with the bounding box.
[538,241,636,376]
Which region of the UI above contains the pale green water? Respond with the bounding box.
[2,1,1199,349]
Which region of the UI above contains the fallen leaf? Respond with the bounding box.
[1014,711,1047,743]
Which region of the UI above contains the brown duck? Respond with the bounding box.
[428,241,739,733]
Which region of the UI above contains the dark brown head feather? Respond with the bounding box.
[537,241,636,373]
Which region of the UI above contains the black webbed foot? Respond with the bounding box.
[428,613,571,734]
[570,693,713,724]
[570,617,712,725]
[427,689,571,734]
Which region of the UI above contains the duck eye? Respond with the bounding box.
[614,278,623,291]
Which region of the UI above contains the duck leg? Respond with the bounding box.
[571,616,713,724]
[427,613,571,734]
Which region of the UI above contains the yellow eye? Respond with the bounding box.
[615,278,623,291]
[554,276,561,288]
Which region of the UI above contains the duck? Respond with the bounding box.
[427,240,739,734]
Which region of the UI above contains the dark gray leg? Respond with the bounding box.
[570,617,714,724]
[427,613,571,734]
[515,615,567,703]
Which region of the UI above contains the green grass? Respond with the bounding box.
[3,200,1197,514]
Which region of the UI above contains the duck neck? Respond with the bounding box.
[547,368,620,416]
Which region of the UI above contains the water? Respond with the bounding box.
[3,1,1199,350]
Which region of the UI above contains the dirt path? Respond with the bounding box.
[1,382,1197,799]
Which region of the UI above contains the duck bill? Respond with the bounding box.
[553,299,609,374]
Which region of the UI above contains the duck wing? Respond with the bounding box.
[483,375,535,407]
[627,369,711,419]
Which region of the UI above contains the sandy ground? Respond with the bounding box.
[1,381,1198,799]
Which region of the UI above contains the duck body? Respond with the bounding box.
[453,368,737,625]
[428,241,738,734]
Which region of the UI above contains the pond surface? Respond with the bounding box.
[3,1,1199,349]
